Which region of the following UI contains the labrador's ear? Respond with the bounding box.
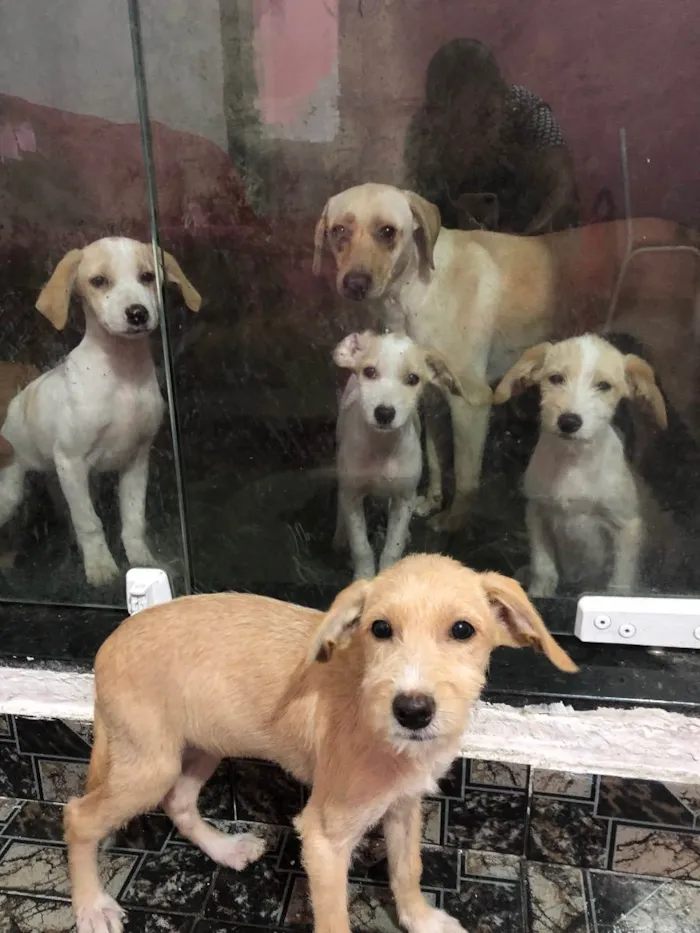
[312,201,330,276]
[481,571,578,673]
[35,249,84,330]
[402,190,441,271]
[493,342,551,404]
[333,331,374,369]
[624,354,667,429]
[161,251,202,312]
[307,579,371,664]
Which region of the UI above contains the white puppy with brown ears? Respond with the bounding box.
[0,237,201,586]
[333,330,465,579]
[495,334,668,596]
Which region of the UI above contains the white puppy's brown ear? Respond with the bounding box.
[35,249,83,330]
[424,347,492,406]
[493,342,551,404]
[402,191,441,271]
[307,578,371,664]
[161,251,202,312]
[624,354,667,429]
[312,201,330,276]
[481,571,578,673]
[332,331,373,369]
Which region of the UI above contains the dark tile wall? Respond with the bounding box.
[1,714,699,931]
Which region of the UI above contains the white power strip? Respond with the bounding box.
[125,568,173,615]
[576,594,700,649]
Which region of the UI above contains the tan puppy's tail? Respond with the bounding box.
[85,708,109,793]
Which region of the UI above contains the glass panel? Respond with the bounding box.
[0,0,186,606]
[139,0,700,640]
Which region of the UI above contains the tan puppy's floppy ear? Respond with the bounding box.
[424,346,492,406]
[403,190,441,271]
[307,578,371,664]
[481,571,578,673]
[333,331,373,369]
[624,354,667,429]
[312,201,330,276]
[493,342,552,404]
[35,249,83,330]
[161,251,202,312]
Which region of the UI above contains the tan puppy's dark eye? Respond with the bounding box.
[371,619,393,640]
[549,373,565,385]
[405,373,420,387]
[378,225,397,242]
[451,620,475,640]
[89,275,109,288]
[140,271,156,285]
[363,366,378,380]
[596,380,612,392]
[331,225,346,237]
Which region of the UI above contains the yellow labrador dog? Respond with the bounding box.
[313,183,700,531]
[65,553,577,933]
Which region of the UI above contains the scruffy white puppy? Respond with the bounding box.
[0,237,201,586]
[495,334,667,596]
[333,330,463,579]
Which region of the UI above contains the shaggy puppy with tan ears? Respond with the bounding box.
[64,553,576,933]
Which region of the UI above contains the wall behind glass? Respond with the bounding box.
[139,0,700,618]
[0,0,189,606]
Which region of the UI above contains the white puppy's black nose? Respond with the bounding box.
[392,692,436,730]
[374,404,395,427]
[125,304,149,327]
[558,412,582,434]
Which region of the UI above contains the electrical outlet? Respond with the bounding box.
[576,594,700,649]
[125,568,173,616]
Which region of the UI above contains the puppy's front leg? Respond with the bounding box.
[338,487,375,579]
[385,796,466,932]
[54,449,118,586]
[379,495,414,571]
[295,804,354,933]
[416,420,442,517]
[609,515,642,593]
[526,501,559,597]
[119,443,156,566]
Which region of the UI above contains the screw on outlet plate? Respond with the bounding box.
[593,615,611,630]
[618,623,636,638]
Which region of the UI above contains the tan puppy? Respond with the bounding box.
[313,182,699,531]
[65,553,576,933]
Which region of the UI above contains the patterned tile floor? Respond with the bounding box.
[1,715,699,932]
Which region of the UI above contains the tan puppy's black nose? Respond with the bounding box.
[125,304,149,327]
[392,693,436,730]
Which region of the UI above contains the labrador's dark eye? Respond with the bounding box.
[596,380,612,392]
[378,225,397,242]
[331,225,346,237]
[451,620,476,641]
[371,619,393,640]
[406,373,420,387]
[89,275,108,288]
[549,373,565,386]
[363,366,378,380]
[140,271,156,285]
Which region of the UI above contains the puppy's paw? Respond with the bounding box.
[208,832,266,870]
[428,507,467,533]
[75,892,125,933]
[84,550,120,587]
[528,575,558,598]
[402,905,467,933]
[415,493,442,518]
[124,539,157,567]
